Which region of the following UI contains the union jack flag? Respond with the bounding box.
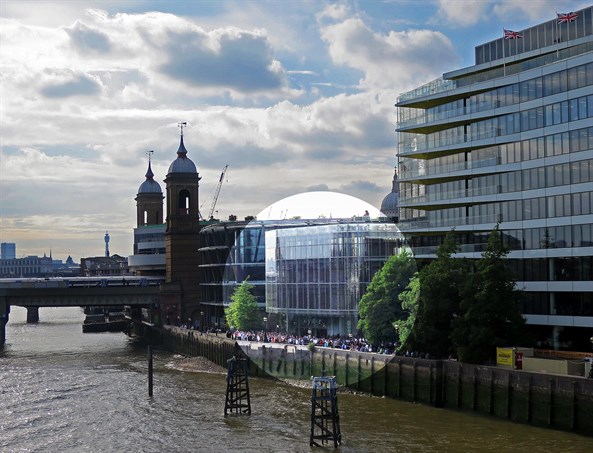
[504,29,523,39]
[557,12,578,24]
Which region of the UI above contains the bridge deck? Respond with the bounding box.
[0,277,164,307]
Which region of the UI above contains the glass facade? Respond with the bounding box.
[265,222,403,336]
[396,7,593,350]
[198,220,262,329]
[475,7,593,64]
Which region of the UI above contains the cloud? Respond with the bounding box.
[320,16,459,91]
[492,0,588,22]
[159,27,287,92]
[432,0,585,27]
[306,183,330,191]
[40,70,103,98]
[339,180,382,193]
[432,0,491,27]
[0,4,414,258]
[65,20,111,53]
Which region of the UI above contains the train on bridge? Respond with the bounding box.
[0,276,164,289]
[0,276,165,346]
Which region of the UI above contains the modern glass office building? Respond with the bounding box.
[396,6,593,350]
[198,219,267,329]
[265,222,403,336]
[198,217,402,334]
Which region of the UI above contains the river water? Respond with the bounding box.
[1,307,592,453]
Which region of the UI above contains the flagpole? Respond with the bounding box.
[554,11,560,59]
[502,29,506,76]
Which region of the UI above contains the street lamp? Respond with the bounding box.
[200,311,204,331]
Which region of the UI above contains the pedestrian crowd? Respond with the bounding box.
[229,329,398,355]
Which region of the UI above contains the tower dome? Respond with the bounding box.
[136,151,164,227]
[380,167,399,221]
[138,160,162,194]
[167,134,197,174]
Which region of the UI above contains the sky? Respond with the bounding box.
[0,0,588,261]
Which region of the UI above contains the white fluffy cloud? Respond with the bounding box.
[0,2,478,258]
[432,0,491,27]
[320,16,459,92]
[433,0,585,27]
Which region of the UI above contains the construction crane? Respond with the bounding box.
[202,164,228,220]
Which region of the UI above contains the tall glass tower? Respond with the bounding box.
[396,6,593,350]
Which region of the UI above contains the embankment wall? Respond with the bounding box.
[159,327,593,437]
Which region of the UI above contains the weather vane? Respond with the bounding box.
[146,149,154,163]
[178,121,187,136]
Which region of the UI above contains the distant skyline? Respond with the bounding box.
[1,0,587,260]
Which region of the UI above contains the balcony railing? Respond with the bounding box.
[399,184,502,206]
[398,214,500,230]
[397,77,457,103]
[399,157,500,180]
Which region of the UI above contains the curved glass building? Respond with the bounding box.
[265,221,403,336]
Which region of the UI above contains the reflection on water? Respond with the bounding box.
[1,307,592,452]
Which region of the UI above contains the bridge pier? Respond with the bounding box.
[26,306,39,324]
[0,298,9,347]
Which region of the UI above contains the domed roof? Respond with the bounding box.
[138,161,163,194]
[380,167,399,219]
[167,135,197,174]
[381,191,399,212]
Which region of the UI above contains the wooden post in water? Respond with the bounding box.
[148,344,153,397]
[310,376,341,448]
[224,346,251,416]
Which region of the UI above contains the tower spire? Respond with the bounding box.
[176,122,188,156]
[391,166,399,192]
[145,150,154,180]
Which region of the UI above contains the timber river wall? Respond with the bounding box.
[159,326,593,437]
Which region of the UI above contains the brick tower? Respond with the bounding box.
[161,122,202,324]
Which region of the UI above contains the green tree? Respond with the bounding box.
[357,250,416,345]
[452,225,528,364]
[225,280,261,330]
[405,231,469,358]
[397,272,420,349]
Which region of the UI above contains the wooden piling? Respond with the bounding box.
[224,355,251,416]
[310,376,341,448]
[148,344,153,397]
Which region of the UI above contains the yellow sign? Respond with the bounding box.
[497,347,514,367]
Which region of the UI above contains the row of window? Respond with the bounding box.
[400,190,593,226]
[509,257,593,282]
[523,292,593,316]
[476,7,593,64]
[267,283,363,312]
[403,158,593,204]
[400,125,593,199]
[408,223,592,254]
[399,59,593,126]
[272,258,384,285]
[0,267,46,275]
[404,92,593,152]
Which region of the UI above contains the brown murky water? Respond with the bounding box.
[1,307,592,452]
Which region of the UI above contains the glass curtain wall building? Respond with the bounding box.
[265,222,403,337]
[396,6,593,350]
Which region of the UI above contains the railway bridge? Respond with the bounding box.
[0,276,164,346]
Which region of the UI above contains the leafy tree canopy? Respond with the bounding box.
[403,231,470,358]
[452,224,529,364]
[357,250,416,345]
[225,279,261,331]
